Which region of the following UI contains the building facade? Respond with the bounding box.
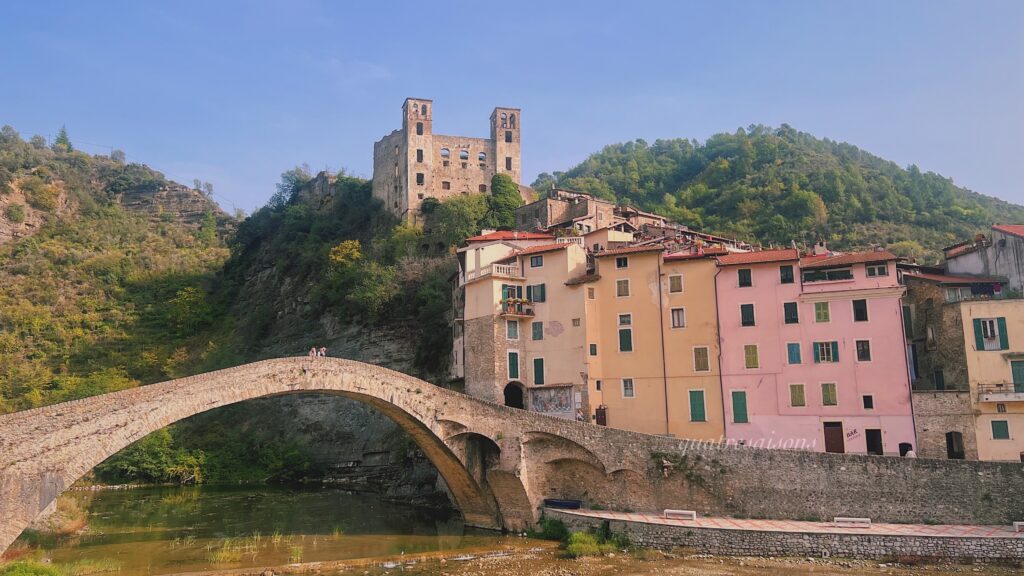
[717,249,916,455]
[903,272,1024,462]
[372,98,521,222]
[584,247,725,439]
[944,225,1024,293]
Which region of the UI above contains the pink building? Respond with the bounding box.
[717,249,916,455]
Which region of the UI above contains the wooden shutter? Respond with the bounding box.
[619,328,632,352]
[689,390,705,422]
[998,317,1009,350]
[731,391,748,423]
[813,342,821,363]
[831,341,840,362]
[533,358,544,385]
[973,318,985,350]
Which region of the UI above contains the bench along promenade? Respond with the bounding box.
[1,357,1022,559]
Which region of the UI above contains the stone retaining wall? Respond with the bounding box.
[548,510,1024,563]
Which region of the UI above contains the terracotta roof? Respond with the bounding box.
[903,272,1004,286]
[594,245,666,257]
[496,243,567,262]
[992,224,1024,239]
[664,247,729,261]
[565,273,601,285]
[716,248,799,266]
[465,230,554,242]
[800,250,897,269]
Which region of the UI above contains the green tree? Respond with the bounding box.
[268,164,313,208]
[346,262,399,320]
[166,287,213,335]
[482,173,524,229]
[428,194,487,248]
[52,125,73,152]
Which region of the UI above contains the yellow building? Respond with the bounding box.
[960,299,1024,462]
[585,247,725,439]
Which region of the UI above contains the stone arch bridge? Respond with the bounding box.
[3,358,1023,555]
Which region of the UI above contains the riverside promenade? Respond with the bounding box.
[548,508,1024,562]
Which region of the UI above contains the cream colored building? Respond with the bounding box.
[584,247,725,439]
[458,238,590,419]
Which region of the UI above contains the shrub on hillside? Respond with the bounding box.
[5,203,25,223]
[20,176,59,211]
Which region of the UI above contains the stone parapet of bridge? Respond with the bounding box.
[2,357,1023,554]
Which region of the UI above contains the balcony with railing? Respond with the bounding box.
[977,382,1024,402]
[500,298,535,318]
[556,236,584,245]
[461,263,524,285]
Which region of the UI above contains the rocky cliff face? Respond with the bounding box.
[0,179,72,244]
[117,181,234,230]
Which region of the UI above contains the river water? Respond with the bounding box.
[33,486,519,575]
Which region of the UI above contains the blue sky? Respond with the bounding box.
[1,1,1021,213]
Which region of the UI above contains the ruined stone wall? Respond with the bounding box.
[429,135,496,200]
[464,316,501,403]
[905,280,970,390]
[912,391,978,460]
[371,130,407,218]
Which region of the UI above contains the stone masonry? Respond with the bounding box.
[372,98,521,223]
[2,357,1023,555]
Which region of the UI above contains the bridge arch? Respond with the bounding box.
[0,358,508,552]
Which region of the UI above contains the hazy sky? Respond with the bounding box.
[1,1,1021,213]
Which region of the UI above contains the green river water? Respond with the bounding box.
[26,486,519,575]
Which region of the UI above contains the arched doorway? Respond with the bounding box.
[503,382,525,409]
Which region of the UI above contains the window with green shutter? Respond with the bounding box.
[975,317,1007,351]
[731,390,748,423]
[533,358,545,385]
[740,303,755,326]
[532,321,544,340]
[744,344,759,368]
[814,302,830,322]
[689,390,706,422]
[507,352,519,379]
[821,382,838,406]
[618,328,633,352]
[789,384,805,407]
[991,420,1010,440]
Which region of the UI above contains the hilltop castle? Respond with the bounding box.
[372,98,521,222]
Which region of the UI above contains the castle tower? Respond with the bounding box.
[491,107,521,184]
[372,98,521,223]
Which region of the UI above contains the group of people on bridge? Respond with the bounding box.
[308,346,328,358]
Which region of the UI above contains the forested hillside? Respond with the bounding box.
[533,125,1024,262]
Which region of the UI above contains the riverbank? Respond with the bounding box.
[158,542,1024,576]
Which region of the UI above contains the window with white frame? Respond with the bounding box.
[615,256,629,269]
[616,279,630,297]
[866,264,889,277]
[668,274,683,293]
[814,301,830,323]
[671,307,686,328]
[506,320,518,340]
[744,344,759,369]
[622,378,635,398]
[530,255,544,268]
[693,346,710,372]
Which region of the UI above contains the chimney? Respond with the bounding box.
[813,239,829,256]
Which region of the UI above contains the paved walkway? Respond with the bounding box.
[551,508,1024,539]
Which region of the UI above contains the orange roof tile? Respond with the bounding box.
[465,230,555,242]
[716,249,799,266]
[496,243,567,262]
[992,224,1024,239]
[800,250,897,269]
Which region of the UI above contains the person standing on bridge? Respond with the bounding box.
[319,346,327,357]
[309,347,317,359]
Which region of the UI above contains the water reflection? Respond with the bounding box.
[33,486,510,575]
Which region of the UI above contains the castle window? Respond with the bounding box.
[416,149,423,163]
[479,184,487,192]
[506,157,512,170]
[478,151,486,161]
[416,122,423,135]
[505,130,512,143]
[459,149,469,160]
[501,112,508,128]
[421,104,428,115]
[440,148,450,167]
[510,113,516,128]
[442,181,451,190]
[416,173,424,185]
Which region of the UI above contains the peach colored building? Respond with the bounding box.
[584,247,725,439]
[717,249,916,455]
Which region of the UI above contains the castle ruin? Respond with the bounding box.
[372,98,521,222]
